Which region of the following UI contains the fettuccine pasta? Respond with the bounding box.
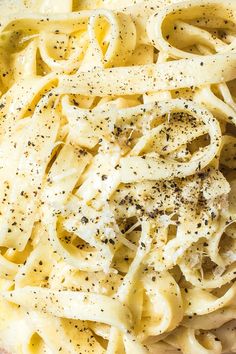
[0,0,235,353]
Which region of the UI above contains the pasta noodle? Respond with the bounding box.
[0,0,235,353]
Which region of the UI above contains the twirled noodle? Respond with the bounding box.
[0,0,236,354]
[119,99,221,183]
[147,0,236,59]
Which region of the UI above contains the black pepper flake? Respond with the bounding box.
[81,216,89,224]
